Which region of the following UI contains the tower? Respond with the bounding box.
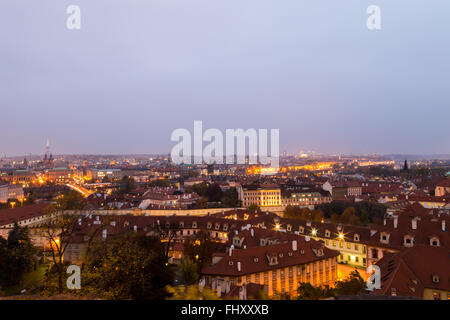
[403,160,409,171]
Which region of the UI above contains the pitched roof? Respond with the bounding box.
[374,245,450,297]
[0,203,49,227]
[201,239,339,276]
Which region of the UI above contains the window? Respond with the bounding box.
[433,292,441,300]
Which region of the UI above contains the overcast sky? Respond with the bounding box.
[1,0,449,156]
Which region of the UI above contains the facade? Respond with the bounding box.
[435,179,450,197]
[0,169,35,185]
[201,240,339,297]
[281,189,332,208]
[0,184,24,203]
[322,181,362,199]
[45,167,72,183]
[86,169,122,181]
[238,184,281,207]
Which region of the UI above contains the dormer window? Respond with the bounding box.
[165,222,170,228]
[229,261,234,266]
[380,232,390,244]
[179,222,184,228]
[288,252,293,256]
[207,223,212,229]
[432,275,440,283]
[223,224,228,231]
[192,221,197,228]
[430,237,440,247]
[279,253,284,258]
[215,223,220,230]
[403,235,414,248]
[354,234,360,241]
[299,226,304,233]
[253,257,259,263]
[325,230,331,237]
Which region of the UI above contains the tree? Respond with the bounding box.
[196,197,208,208]
[178,257,199,285]
[220,188,240,207]
[0,223,36,288]
[247,204,261,212]
[41,210,78,293]
[56,191,84,210]
[183,231,215,273]
[82,232,174,299]
[283,205,302,219]
[297,283,333,300]
[166,285,219,300]
[118,176,136,194]
[334,269,366,296]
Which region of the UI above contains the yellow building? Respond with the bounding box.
[239,184,281,208]
[201,240,339,297]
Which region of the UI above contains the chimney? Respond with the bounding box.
[229,245,234,256]
[292,240,297,251]
[305,236,310,242]
[250,229,254,237]
[383,219,386,226]
[133,225,137,232]
[442,220,446,232]
[411,218,417,230]
[102,229,107,239]
[237,261,241,272]
[393,216,398,229]
[111,220,116,227]
[78,218,82,226]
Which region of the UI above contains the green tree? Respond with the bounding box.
[41,211,79,293]
[334,270,366,296]
[247,204,261,212]
[283,205,302,219]
[0,223,36,288]
[220,188,240,207]
[183,231,215,273]
[297,283,333,300]
[166,285,219,300]
[56,191,84,210]
[118,176,136,194]
[82,232,174,299]
[178,257,199,285]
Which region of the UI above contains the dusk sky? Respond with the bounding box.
[1,0,449,156]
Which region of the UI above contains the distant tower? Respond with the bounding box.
[45,138,50,159]
[403,160,409,171]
